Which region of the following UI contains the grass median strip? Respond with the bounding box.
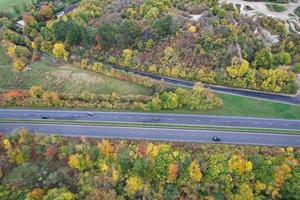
[0,119,299,135]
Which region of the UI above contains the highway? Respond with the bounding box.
[0,109,300,130]
[1,123,300,147]
[0,109,300,147]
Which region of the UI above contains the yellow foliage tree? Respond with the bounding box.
[98,139,114,157]
[227,59,250,78]
[53,43,66,58]
[228,155,252,175]
[13,59,26,71]
[30,85,44,98]
[148,65,157,73]
[122,49,133,67]
[188,25,197,33]
[125,176,144,197]
[68,153,92,171]
[189,160,203,182]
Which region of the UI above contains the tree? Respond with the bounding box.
[25,188,44,200]
[30,86,44,98]
[125,176,144,198]
[23,14,36,27]
[97,23,120,50]
[253,48,273,69]
[13,59,26,71]
[68,153,92,171]
[65,21,82,46]
[51,20,67,42]
[122,49,133,67]
[53,43,66,58]
[189,160,202,182]
[42,91,60,104]
[43,188,75,200]
[153,15,176,38]
[120,19,141,46]
[38,5,53,21]
[274,52,291,66]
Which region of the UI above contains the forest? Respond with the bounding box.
[0,130,299,200]
[0,0,299,94]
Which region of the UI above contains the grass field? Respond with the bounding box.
[0,0,32,13]
[0,46,151,95]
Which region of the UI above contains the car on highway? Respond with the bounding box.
[212,137,221,142]
[87,112,94,116]
[41,115,49,119]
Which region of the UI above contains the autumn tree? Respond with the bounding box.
[30,86,44,98]
[53,43,66,58]
[38,5,53,21]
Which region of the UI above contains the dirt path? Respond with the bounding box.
[220,0,300,34]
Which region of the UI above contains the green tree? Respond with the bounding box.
[153,15,176,38]
[43,188,75,200]
[97,24,120,50]
[120,19,141,46]
[253,48,273,69]
[274,52,291,66]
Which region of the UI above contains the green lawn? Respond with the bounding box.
[0,0,32,13]
[161,93,300,119]
[0,46,151,95]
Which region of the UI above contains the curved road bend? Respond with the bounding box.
[1,123,300,147]
[0,109,300,130]
[112,66,300,105]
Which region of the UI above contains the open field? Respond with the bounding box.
[0,0,32,13]
[0,46,151,95]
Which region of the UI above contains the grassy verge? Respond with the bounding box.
[158,93,300,119]
[1,119,299,135]
[266,4,287,12]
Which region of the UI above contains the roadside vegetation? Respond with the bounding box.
[1,44,300,119]
[1,130,299,199]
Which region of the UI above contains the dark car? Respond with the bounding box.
[41,115,49,119]
[212,137,221,142]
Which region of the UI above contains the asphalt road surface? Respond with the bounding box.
[112,65,300,105]
[1,109,300,130]
[1,123,300,147]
